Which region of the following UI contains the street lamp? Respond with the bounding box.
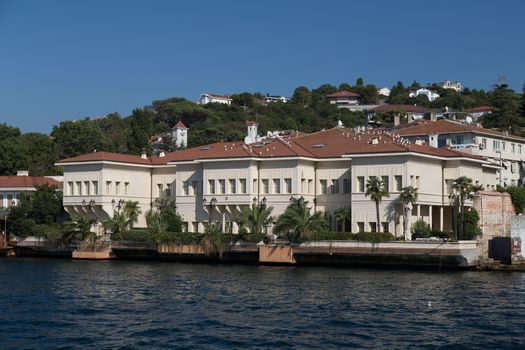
[449,193,458,240]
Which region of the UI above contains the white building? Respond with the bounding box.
[57,122,498,236]
[465,106,495,121]
[263,95,290,103]
[409,88,440,102]
[197,93,232,105]
[434,80,462,92]
[377,87,391,97]
[172,121,188,149]
[390,119,525,187]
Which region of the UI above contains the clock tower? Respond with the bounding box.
[172,120,188,149]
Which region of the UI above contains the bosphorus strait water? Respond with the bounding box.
[0,259,524,349]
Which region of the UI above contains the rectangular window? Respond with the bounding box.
[357,222,365,233]
[76,181,81,196]
[106,181,111,194]
[301,178,306,193]
[343,179,351,194]
[308,179,313,194]
[166,183,171,197]
[239,179,247,194]
[124,182,129,196]
[519,145,522,154]
[115,181,120,195]
[331,179,339,194]
[192,222,199,233]
[395,175,402,191]
[502,142,506,151]
[157,184,163,197]
[493,140,500,151]
[262,179,269,194]
[0,195,3,207]
[219,179,226,194]
[208,180,215,194]
[357,176,364,192]
[7,194,13,206]
[482,138,487,149]
[229,179,236,194]
[92,181,98,195]
[284,178,292,194]
[273,178,281,194]
[381,176,389,192]
[512,143,516,153]
[183,181,189,195]
[381,222,389,233]
[416,176,420,189]
[68,181,74,196]
[84,181,90,195]
[369,222,377,233]
[320,180,327,195]
[192,181,198,195]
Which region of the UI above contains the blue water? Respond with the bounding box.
[0,259,524,349]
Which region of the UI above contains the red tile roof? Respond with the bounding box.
[390,119,525,142]
[172,121,187,129]
[204,93,232,100]
[0,176,62,189]
[57,151,160,165]
[369,104,428,113]
[57,128,486,167]
[326,90,360,98]
[465,106,496,112]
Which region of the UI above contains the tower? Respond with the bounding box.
[244,120,258,144]
[172,121,188,149]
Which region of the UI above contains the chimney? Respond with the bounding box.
[17,170,29,176]
[415,139,424,146]
[429,133,439,148]
[140,149,147,159]
[394,114,401,126]
[159,150,166,157]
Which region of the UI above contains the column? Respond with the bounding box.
[439,207,444,231]
[222,212,226,233]
[417,204,421,219]
[429,205,433,230]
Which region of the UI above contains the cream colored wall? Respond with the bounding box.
[62,163,153,228]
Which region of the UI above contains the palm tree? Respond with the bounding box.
[75,215,96,241]
[123,201,142,229]
[145,209,166,235]
[104,210,129,240]
[274,200,328,242]
[365,177,389,233]
[334,207,351,232]
[453,176,483,240]
[399,186,418,240]
[239,203,273,235]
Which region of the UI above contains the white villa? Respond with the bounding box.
[409,88,440,102]
[56,121,499,236]
[197,93,232,106]
[390,119,525,187]
[434,80,462,92]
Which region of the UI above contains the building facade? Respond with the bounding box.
[57,123,499,236]
[390,119,525,187]
[197,93,232,105]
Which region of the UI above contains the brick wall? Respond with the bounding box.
[474,191,515,259]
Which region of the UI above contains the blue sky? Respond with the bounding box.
[1,0,524,133]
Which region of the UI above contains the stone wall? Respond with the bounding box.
[474,191,515,259]
[510,215,525,264]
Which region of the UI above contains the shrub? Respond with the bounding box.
[310,231,356,241]
[241,232,268,243]
[430,230,455,240]
[411,219,432,239]
[355,231,395,242]
[460,208,482,240]
[504,186,525,214]
[119,229,150,242]
[33,223,61,240]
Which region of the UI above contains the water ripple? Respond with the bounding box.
[1,259,524,349]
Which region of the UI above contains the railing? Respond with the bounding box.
[450,143,479,150]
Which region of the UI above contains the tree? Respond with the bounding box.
[123,201,141,229]
[52,119,109,159]
[127,108,154,155]
[154,198,183,232]
[0,138,30,176]
[0,123,21,140]
[482,83,521,133]
[104,211,129,239]
[273,199,328,242]
[334,207,351,232]
[399,186,418,240]
[365,177,389,233]
[453,176,483,240]
[520,84,525,119]
[145,209,166,235]
[73,215,96,242]
[19,133,60,176]
[292,86,312,106]
[355,77,364,86]
[239,203,273,235]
